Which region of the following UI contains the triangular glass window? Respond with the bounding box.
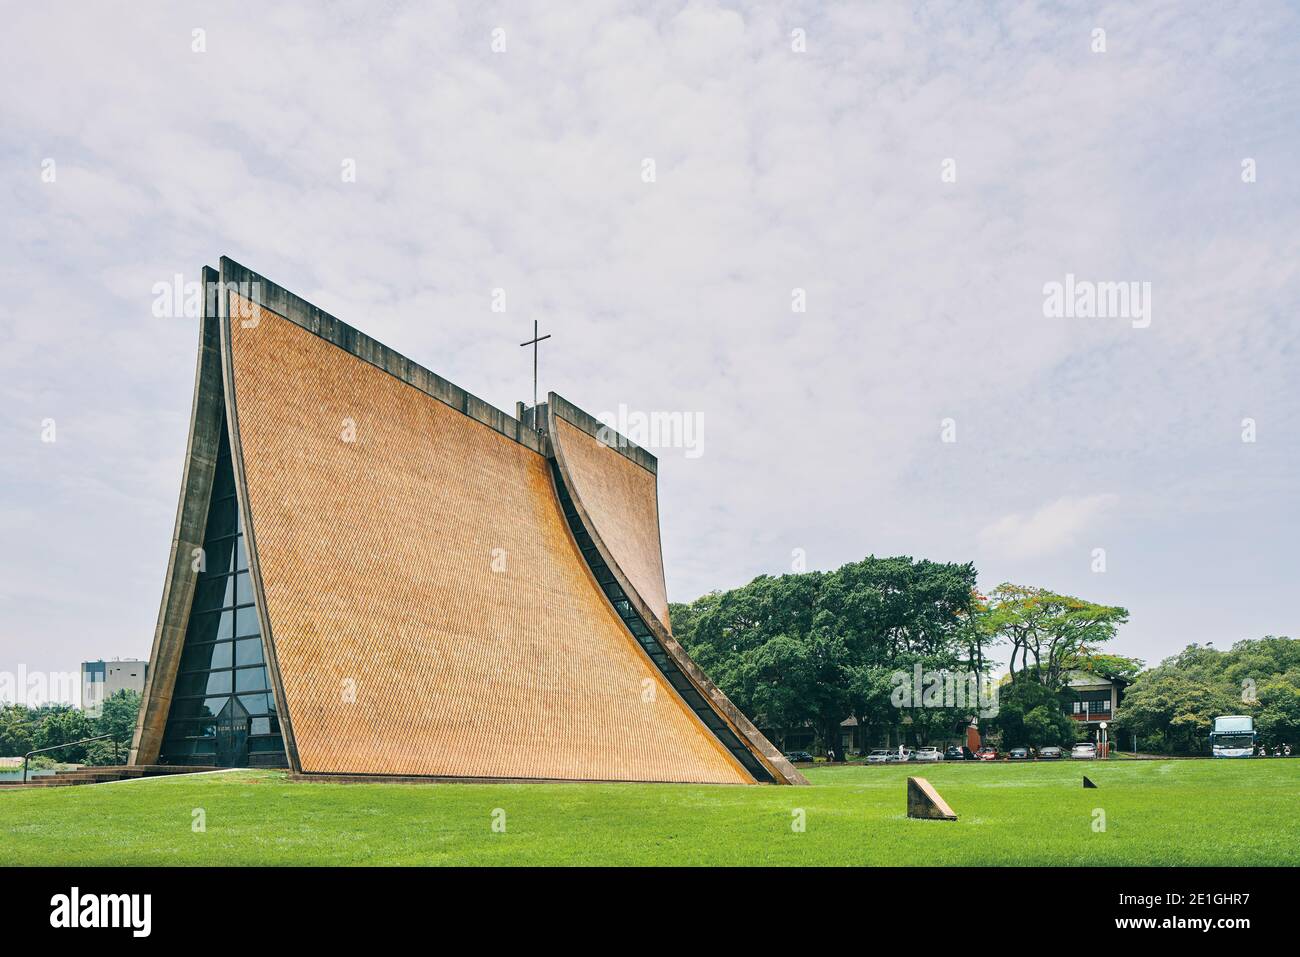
[159,412,287,767]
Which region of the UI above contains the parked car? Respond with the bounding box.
[866,749,893,764]
[1008,747,1030,760]
[915,747,943,762]
[888,748,914,763]
[944,746,967,761]
[1071,742,1098,760]
[975,747,998,761]
[784,751,814,764]
[1039,746,1063,760]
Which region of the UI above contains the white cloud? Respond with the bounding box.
[978,494,1121,562]
[0,0,1296,688]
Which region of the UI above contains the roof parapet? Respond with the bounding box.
[548,392,657,475]
[219,256,548,455]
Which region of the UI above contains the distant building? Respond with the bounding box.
[81,659,148,714]
[1064,672,1127,729]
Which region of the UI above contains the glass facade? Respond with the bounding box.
[550,460,773,782]
[160,416,288,768]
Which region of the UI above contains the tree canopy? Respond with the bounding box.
[0,690,140,765]
[979,583,1129,689]
[674,556,983,750]
[1116,638,1300,753]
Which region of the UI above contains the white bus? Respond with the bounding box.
[1210,715,1257,758]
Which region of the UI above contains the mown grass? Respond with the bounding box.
[2,760,1296,866]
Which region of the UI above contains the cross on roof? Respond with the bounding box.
[519,319,551,425]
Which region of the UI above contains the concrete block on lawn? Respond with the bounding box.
[907,776,957,821]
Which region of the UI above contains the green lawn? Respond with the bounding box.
[3,760,1296,866]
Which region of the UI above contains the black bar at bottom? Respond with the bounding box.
[0,866,1289,941]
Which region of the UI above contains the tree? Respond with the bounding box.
[1074,652,1144,682]
[954,589,996,685]
[981,584,1128,689]
[0,704,38,757]
[1110,639,1300,754]
[0,691,141,766]
[93,689,141,744]
[83,738,126,767]
[33,707,94,762]
[1023,704,1075,747]
[1115,672,1233,753]
[679,556,981,754]
[1253,677,1300,747]
[81,690,140,765]
[989,677,1076,748]
[742,633,815,750]
[667,593,718,649]
[893,653,972,746]
[845,663,900,749]
[812,557,979,751]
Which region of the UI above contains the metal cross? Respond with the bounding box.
[519,319,551,420]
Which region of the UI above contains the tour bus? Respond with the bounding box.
[1209,715,1257,758]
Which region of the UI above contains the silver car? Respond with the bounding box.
[1071,743,1097,759]
[866,749,893,764]
[914,747,943,762]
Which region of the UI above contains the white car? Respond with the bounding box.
[1071,743,1098,759]
[914,747,943,762]
[866,749,893,764]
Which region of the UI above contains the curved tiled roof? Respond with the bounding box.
[547,397,807,786]
[550,416,672,632]
[226,296,750,783]
[131,257,804,784]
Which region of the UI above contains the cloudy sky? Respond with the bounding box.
[2,1,1297,702]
